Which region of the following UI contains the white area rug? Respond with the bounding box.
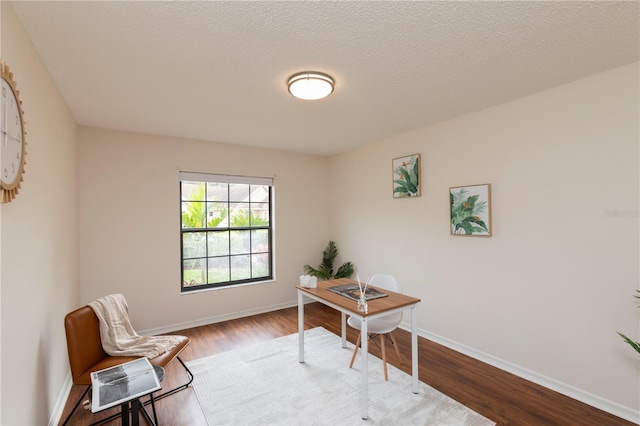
[186,327,495,425]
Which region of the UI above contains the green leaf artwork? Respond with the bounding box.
[450,184,492,236]
[393,154,421,198]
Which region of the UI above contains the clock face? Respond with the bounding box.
[1,76,25,189]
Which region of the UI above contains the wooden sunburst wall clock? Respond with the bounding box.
[0,60,27,203]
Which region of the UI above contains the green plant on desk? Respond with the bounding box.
[304,240,354,280]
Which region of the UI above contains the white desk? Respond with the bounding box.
[297,278,421,420]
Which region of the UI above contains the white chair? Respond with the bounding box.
[348,274,403,381]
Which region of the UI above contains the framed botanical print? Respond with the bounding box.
[392,154,421,198]
[449,183,491,236]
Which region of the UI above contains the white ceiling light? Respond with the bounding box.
[287,72,334,100]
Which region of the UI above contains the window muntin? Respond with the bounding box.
[180,174,273,292]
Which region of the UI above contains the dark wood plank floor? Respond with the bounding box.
[59,303,635,425]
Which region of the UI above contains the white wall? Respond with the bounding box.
[78,127,330,331]
[329,62,640,418]
[1,3,79,425]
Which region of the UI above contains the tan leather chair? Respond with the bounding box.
[62,305,193,425]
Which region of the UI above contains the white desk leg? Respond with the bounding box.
[298,292,304,363]
[341,312,347,348]
[411,305,418,393]
[360,316,368,420]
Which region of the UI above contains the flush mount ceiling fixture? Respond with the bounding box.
[287,72,335,100]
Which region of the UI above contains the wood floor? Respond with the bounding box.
[59,302,635,426]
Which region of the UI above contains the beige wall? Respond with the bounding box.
[1,3,79,425]
[329,62,640,417]
[78,127,330,331]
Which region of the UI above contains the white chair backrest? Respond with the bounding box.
[369,274,400,293]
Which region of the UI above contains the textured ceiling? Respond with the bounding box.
[10,1,640,156]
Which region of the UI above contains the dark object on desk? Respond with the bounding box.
[328,284,388,301]
[61,304,193,425]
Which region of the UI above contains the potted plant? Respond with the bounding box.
[617,290,640,355]
[304,241,354,280]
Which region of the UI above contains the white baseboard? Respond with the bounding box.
[399,322,640,425]
[49,373,72,426]
[139,300,299,336]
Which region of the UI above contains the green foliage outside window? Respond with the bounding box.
[229,209,269,227]
[180,179,272,290]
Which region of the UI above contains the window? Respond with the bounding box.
[180,172,273,292]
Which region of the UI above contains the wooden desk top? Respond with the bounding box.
[296,278,420,317]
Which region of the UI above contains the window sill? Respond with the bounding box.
[181,278,277,295]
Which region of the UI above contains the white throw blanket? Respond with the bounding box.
[89,293,180,359]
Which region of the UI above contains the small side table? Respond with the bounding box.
[91,358,164,426]
[126,365,165,426]
[142,366,165,426]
